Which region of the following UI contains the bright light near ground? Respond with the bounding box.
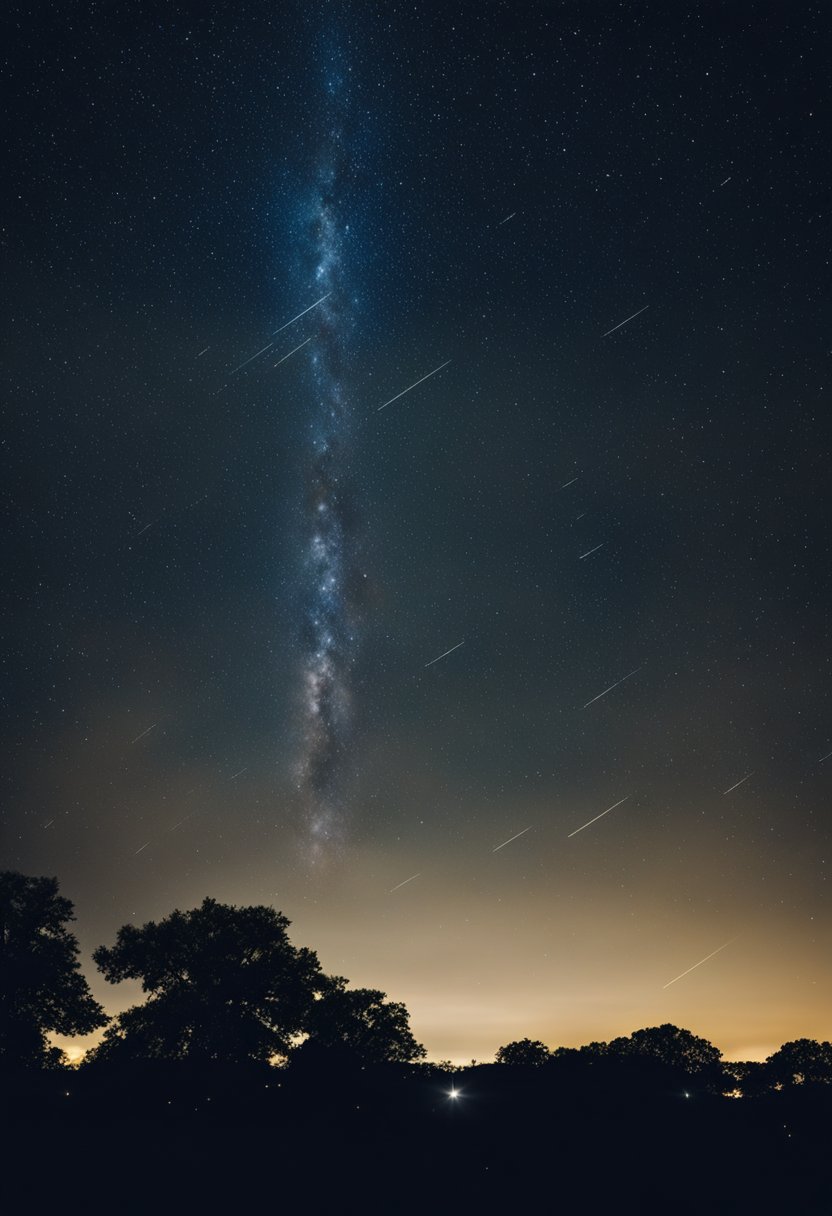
[448,1088,461,1100]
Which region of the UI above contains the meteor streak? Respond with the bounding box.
[579,543,605,560]
[722,773,753,795]
[567,795,630,838]
[376,360,451,412]
[492,825,533,852]
[169,809,199,833]
[389,873,421,893]
[582,668,642,709]
[130,723,157,745]
[229,341,274,375]
[272,292,331,336]
[424,640,465,668]
[273,336,313,366]
[662,938,738,988]
[602,304,649,338]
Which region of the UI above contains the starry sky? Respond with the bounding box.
[4,1,831,1064]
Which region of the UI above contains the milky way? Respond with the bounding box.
[294,56,360,860]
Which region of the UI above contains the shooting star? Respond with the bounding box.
[134,842,151,856]
[169,809,199,833]
[130,723,158,745]
[272,292,331,336]
[389,873,421,893]
[425,640,465,668]
[602,304,649,338]
[492,826,533,853]
[582,667,642,709]
[496,212,517,226]
[567,795,630,838]
[196,347,210,357]
[229,767,248,781]
[136,522,154,537]
[377,360,451,412]
[44,819,55,829]
[719,177,732,187]
[817,749,832,764]
[561,477,580,488]
[662,938,738,989]
[229,341,274,375]
[722,773,753,795]
[273,335,313,367]
[579,543,605,560]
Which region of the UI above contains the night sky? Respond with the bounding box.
[4,1,831,1064]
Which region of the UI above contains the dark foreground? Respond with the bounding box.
[4,1060,832,1214]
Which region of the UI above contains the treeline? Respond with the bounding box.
[493,1032,832,1097]
[2,869,831,1101]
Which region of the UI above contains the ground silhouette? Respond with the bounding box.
[4,1050,832,1214]
[3,871,832,1213]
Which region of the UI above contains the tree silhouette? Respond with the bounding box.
[765,1039,832,1087]
[304,981,426,1064]
[606,1024,722,1075]
[576,1041,609,1058]
[0,871,107,1067]
[91,898,325,1063]
[495,1038,552,1066]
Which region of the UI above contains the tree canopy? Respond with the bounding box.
[305,981,426,1064]
[494,1027,723,1077]
[765,1039,832,1087]
[91,897,425,1066]
[606,1024,722,1074]
[91,897,324,1063]
[495,1038,552,1066]
[0,871,107,1067]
